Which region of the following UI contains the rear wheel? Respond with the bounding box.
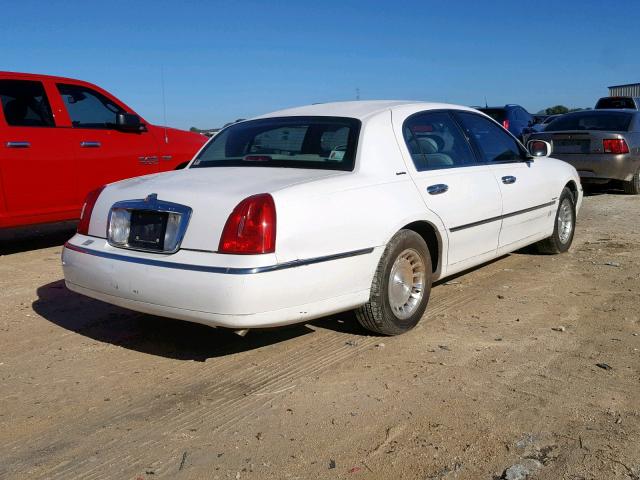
[356,230,432,335]
[535,187,576,254]
[623,169,640,195]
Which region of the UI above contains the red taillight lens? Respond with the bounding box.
[77,185,106,235]
[602,138,629,154]
[502,119,510,130]
[219,194,276,254]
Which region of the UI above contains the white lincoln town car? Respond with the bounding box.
[62,101,582,335]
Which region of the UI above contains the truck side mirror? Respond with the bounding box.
[115,113,144,132]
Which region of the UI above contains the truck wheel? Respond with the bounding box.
[623,169,640,195]
[356,230,432,335]
[535,187,576,254]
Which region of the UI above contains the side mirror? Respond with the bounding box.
[527,139,552,158]
[115,113,144,132]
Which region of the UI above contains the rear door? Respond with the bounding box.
[56,82,161,200]
[398,110,503,270]
[454,111,555,250]
[0,78,78,227]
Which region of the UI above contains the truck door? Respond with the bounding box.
[0,78,78,227]
[55,82,161,201]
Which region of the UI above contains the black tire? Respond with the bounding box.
[356,230,432,335]
[623,169,640,195]
[535,187,576,254]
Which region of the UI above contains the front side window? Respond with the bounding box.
[192,116,360,171]
[403,111,476,171]
[456,112,524,163]
[57,83,125,129]
[0,80,54,127]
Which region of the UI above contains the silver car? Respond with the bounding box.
[529,110,640,194]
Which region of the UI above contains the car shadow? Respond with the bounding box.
[583,183,626,196]
[0,222,76,255]
[33,280,370,362]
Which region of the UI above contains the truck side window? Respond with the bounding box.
[0,80,55,127]
[57,83,125,129]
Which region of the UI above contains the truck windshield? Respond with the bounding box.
[478,108,506,123]
[595,97,637,109]
[192,116,361,171]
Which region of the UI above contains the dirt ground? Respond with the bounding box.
[1,190,638,480]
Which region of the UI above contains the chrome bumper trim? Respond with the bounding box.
[64,242,374,275]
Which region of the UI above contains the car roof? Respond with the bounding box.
[563,109,635,115]
[0,70,90,84]
[253,100,478,121]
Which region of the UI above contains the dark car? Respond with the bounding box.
[529,110,640,194]
[477,104,533,141]
[595,96,640,110]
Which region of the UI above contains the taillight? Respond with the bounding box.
[602,138,629,154]
[219,194,276,254]
[502,119,510,130]
[77,185,106,235]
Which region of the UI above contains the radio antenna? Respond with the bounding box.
[484,96,488,108]
[161,66,169,144]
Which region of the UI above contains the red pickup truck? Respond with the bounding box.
[0,72,207,229]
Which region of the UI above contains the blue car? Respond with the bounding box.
[478,104,533,141]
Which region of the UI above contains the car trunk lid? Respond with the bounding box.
[89,167,348,252]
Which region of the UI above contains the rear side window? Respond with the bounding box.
[0,80,54,127]
[57,83,125,129]
[595,97,636,109]
[403,111,475,171]
[545,112,632,132]
[456,112,524,162]
[192,116,361,171]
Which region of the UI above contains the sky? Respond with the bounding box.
[2,0,639,130]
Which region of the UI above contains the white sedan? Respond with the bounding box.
[62,101,582,335]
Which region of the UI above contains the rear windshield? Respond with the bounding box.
[545,112,633,132]
[478,108,506,122]
[192,116,361,171]
[595,97,637,109]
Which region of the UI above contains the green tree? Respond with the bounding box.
[545,105,569,115]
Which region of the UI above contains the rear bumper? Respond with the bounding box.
[62,235,379,329]
[552,153,640,182]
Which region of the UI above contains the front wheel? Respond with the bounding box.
[535,187,576,254]
[356,230,432,335]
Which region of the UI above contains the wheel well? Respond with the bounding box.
[565,180,578,204]
[402,221,440,273]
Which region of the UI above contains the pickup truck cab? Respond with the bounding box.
[0,72,207,229]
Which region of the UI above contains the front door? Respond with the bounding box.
[56,83,160,201]
[397,110,503,271]
[454,111,555,250]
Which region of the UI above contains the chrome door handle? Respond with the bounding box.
[80,141,101,148]
[502,176,517,184]
[6,141,30,148]
[427,184,449,195]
